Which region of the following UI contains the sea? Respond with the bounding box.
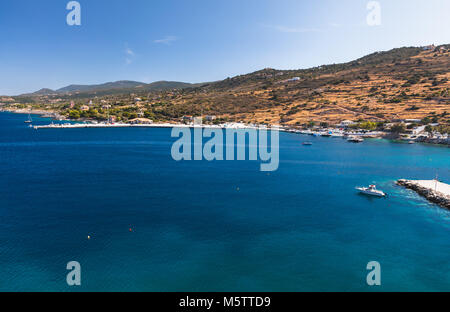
[0,112,449,291]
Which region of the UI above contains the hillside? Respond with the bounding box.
[146,45,444,125]
[166,45,449,126]
[9,45,450,127]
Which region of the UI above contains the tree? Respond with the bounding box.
[68,110,81,119]
[421,117,431,125]
[390,123,406,134]
[307,121,316,128]
[144,111,155,119]
[88,109,99,118]
[358,121,377,131]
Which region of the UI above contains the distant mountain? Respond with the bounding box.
[56,80,146,93]
[24,80,197,96]
[32,88,57,95]
[142,81,197,91]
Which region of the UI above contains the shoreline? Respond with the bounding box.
[397,179,450,209]
[30,122,267,130]
[1,109,448,146]
[0,108,271,131]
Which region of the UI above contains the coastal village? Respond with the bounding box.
[1,45,448,145]
[1,96,448,145]
[3,45,449,211]
[8,112,447,146]
[2,101,449,211]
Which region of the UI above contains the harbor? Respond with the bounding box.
[29,121,450,146]
[1,111,450,291]
[28,118,380,137]
[3,107,447,146]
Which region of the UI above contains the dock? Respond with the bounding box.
[31,122,198,130]
[397,179,450,209]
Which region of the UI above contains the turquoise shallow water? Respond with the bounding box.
[0,112,449,291]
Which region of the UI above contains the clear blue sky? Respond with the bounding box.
[0,0,449,95]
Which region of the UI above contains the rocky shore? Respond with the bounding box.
[396,179,450,209]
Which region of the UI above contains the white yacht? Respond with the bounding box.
[331,132,344,138]
[356,185,386,197]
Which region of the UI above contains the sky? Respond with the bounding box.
[0,0,449,95]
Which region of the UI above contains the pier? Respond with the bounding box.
[31,122,202,130]
[31,122,264,130]
[397,179,450,209]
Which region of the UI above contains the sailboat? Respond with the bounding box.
[24,113,33,124]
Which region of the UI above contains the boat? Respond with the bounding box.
[408,141,415,144]
[321,131,332,137]
[356,185,386,197]
[302,142,313,146]
[24,113,33,124]
[347,136,364,143]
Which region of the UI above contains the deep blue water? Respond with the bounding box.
[0,112,449,291]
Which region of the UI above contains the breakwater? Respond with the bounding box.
[396,179,450,209]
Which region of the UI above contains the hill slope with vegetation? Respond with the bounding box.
[5,45,450,128]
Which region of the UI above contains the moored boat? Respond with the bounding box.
[24,113,33,124]
[347,136,364,143]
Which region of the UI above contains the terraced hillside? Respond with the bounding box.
[5,45,450,127]
[167,45,449,126]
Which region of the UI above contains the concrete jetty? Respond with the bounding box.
[396,179,450,209]
[31,122,268,130]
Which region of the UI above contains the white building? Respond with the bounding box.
[129,118,153,124]
[339,120,356,127]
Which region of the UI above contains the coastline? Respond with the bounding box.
[0,108,269,130]
[30,122,266,130]
[1,109,448,146]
